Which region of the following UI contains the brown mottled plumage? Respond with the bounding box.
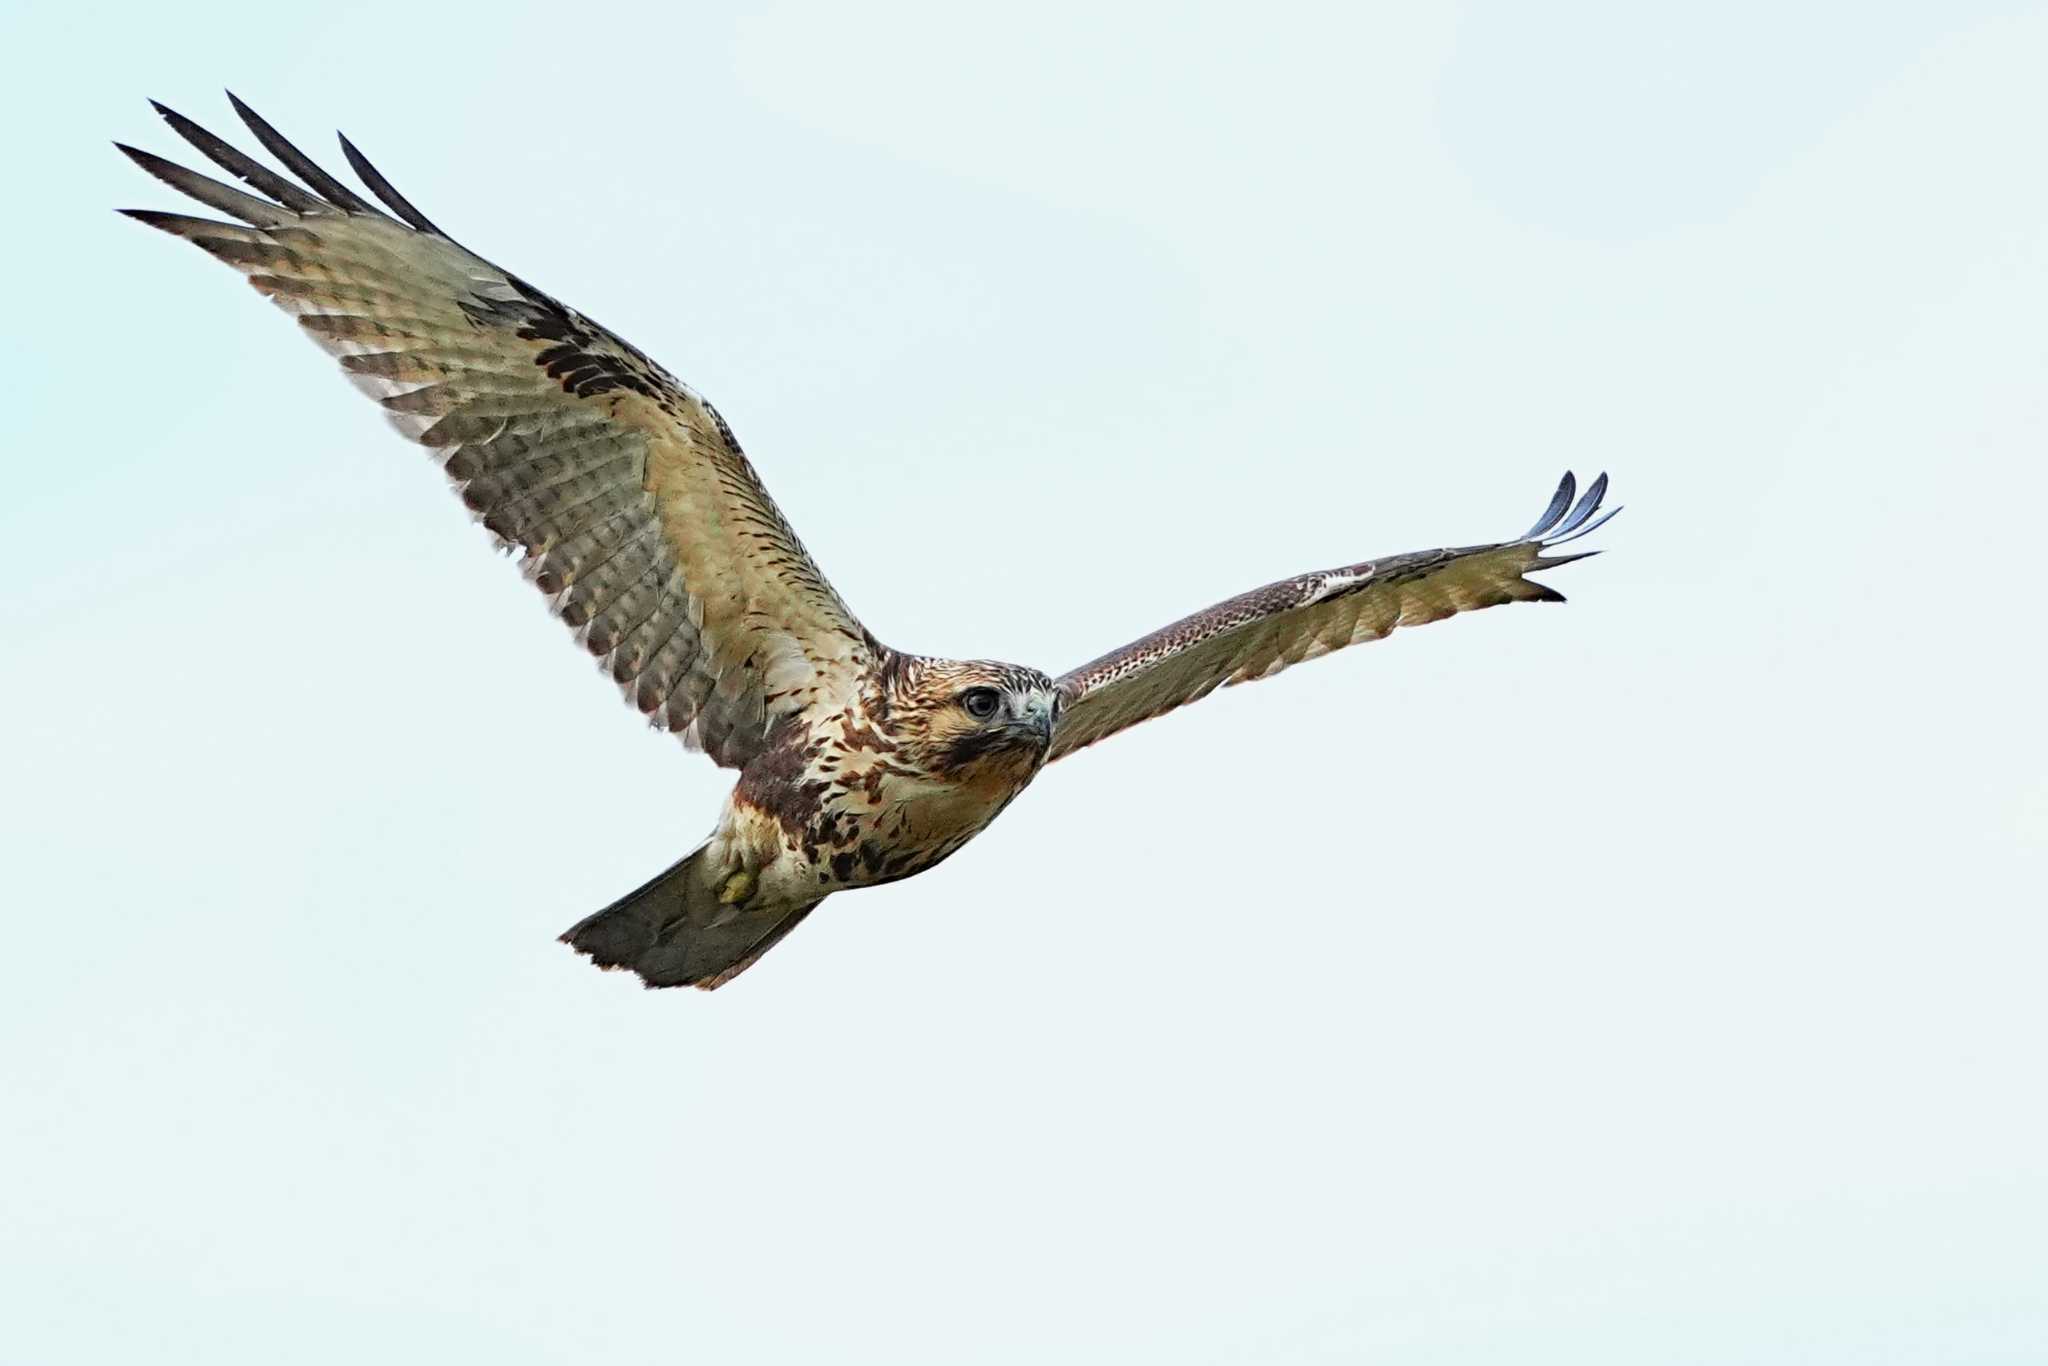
[122,97,1620,989]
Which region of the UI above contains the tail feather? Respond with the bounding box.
[559,846,819,990]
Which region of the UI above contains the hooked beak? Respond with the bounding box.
[1003,692,1056,742]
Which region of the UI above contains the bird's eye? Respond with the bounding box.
[959,687,1001,721]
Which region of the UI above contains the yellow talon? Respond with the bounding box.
[718,869,756,905]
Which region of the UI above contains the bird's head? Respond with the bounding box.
[876,655,1059,781]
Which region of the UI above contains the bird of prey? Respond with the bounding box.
[120,96,1619,990]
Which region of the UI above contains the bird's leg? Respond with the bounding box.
[702,796,781,925]
[703,864,760,929]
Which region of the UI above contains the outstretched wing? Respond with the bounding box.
[120,96,877,769]
[1047,472,1618,761]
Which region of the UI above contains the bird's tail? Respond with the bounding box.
[559,845,820,990]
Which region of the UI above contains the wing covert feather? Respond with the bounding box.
[121,99,875,769]
[1047,473,1617,761]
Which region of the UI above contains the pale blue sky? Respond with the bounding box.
[4,2,2046,1362]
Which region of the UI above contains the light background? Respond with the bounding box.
[4,2,2045,1361]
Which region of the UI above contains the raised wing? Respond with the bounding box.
[120,96,877,769]
[1048,471,1618,761]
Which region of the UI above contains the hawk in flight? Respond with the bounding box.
[121,97,1620,990]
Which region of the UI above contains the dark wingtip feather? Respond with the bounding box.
[115,141,185,179]
[116,208,260,264]
[148,97,324,213]
[337,131,445,236]
[1552,471,1610,538]
[118,206,212,235]
[1522,471,1577,540]
[115,141,291,226]
[224,90,381,216]
[1548,504,1622,547]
